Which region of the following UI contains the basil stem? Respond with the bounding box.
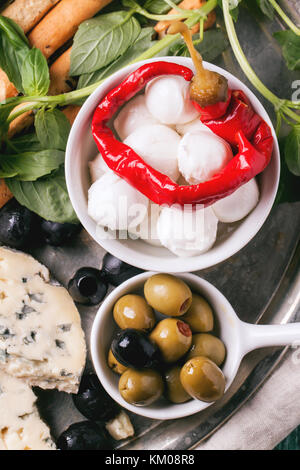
[6,0,218,124]
[222,0,300,126]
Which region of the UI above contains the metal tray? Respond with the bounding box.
[30,3,300,450]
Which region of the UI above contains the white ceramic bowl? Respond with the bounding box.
[90,272,300,420]
[66,57,280,272]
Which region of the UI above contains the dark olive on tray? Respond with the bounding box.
[40,220,81,246]
[57,421,112,450]
[68,267,108,305]
[0,199,38,248]
[73,373,119,422]
[101,253,143,286]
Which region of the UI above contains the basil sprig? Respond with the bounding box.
[6,166,78,224]
[70,11,141,76]
[0,16,50,94]
[34,108,71,151]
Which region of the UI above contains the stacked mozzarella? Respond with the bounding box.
[88,76,259,257]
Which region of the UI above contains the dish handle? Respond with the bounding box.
[239,321,300,356]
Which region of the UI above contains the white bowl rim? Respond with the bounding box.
[90,271,243,420]
[66,57,280,273]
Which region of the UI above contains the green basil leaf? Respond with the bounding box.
[4,133,43,154]
[273,30,300,71]
[70,11,141,76]
[77,27,156,88]
[0,16,30,91]
[255,0,274,20]
[166,28,229,62]
[284,126,300,176]
[35,108,71,151]
[6,166,78,223]
[0,149,65,181]
[21,48,50,96]
[143,0,180,14]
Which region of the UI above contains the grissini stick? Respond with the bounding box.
[28,0,113,58]
[154,0,216,38]
[0,179,13,210]
[62,105,81,125]
[0,69,18,101]
[1,0,60,33]
[0,1,61,103]
[48,47,75,95]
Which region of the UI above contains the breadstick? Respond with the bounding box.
[2,0,60,33]
[155,0,216,38]
[48,47,75,95]
[0,179,13,209]
[28,0,113,58]
[7,105,34,139]
[62,105,81,125]
[0,69,18,101]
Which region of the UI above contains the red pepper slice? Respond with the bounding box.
[92,61,273,207]
[192,89,232,121]
[203,90,262,147]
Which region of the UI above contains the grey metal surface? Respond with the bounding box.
[31,3,300,449]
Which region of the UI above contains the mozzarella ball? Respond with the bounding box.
[178,131,233,184]
[88,172,148,231]
[129,204,162,247]
[157,205,218,257]
[145,75,199,125]
[89,153,110,183]
[212,178,259,223]
[114,95,159,140]
[176,119,213,136]
[124,124,181,182]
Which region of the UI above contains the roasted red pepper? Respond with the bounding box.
[92,61,273,207]
[203,90,262,147]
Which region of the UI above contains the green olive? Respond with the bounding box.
[164,366,191,404]
[180,356,225,402]
[187,334,226,366]
[113,294,155,331]
[149,318,192,363]
[119,369,164,406]
[181,294,214,332]
[144,274,192,316]
[108,349,128,375]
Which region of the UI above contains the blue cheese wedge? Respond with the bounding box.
[0,370,55,450]
[0,247,86,393]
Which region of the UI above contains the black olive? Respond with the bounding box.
[73,373,119,422]
[101,253,143,286]
[57,421,112,450]
[111,329,161,369]
[40,220,81,246]
[0,199,38,248]
[68,267,108,305]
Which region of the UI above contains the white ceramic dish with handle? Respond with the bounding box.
[65,57,280,272]
[91,271,300,420]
